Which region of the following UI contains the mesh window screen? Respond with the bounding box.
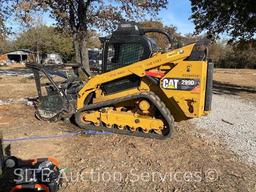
[107,43,144,71]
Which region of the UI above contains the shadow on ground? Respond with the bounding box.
[213,80,256,95]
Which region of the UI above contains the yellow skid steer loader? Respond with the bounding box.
[27,22,213,139]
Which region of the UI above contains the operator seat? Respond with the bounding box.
[100,23,158,72]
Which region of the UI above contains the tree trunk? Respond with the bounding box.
[73,30,91,79]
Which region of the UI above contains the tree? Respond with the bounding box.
[139,20,179,49]
[0,0,11,38]
[208,41,227,63]
[15,25,75,61]
[86,30,101,48]
[14,0,168,77]
[139,20,204,49]
[208,41,256,69]
[190,0,256,42]
[139,20,205,51]
[182,33,201,44]
[0,39,14,54]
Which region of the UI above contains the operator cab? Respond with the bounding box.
[100,22,172,73]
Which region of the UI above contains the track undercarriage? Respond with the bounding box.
[75,92,174,139]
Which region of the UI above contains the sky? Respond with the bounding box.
[160,0,195,35]
[41,0,195,35]
[9,0,195,37]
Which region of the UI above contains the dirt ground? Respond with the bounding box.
[214,69,256,88]
[0,76,37,99]
[0,67,256,191]
[213,69,256,101]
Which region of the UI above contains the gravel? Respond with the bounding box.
[190,93,256,165]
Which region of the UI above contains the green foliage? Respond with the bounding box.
[190,0,256,42]
[12,25,101,61]
[15,25,75,61]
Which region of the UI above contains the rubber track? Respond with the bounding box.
[75,92,174,139]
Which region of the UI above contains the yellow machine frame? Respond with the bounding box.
[77,43,208,121]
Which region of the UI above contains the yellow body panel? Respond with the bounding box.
[160,61,207,117]
[77,43,208,121]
